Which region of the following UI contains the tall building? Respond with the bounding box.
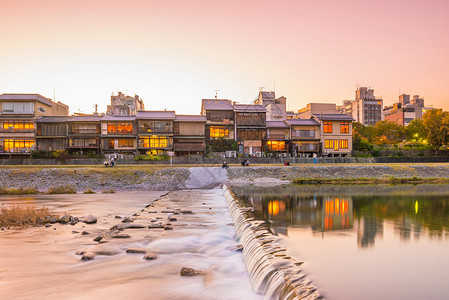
[107,92,144,116]
[384,94,427,126]
[344,87,383,126]
[254,91,288,121]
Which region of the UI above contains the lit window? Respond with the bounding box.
[340,139,348,149]
[324,139,334,149]
[323,121,333,133]
[267,141,285,151]
[340,122,349,133]
[210,126,229,138]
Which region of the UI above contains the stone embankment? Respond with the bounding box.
[1,164,449,192]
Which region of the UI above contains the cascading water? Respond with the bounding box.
[223,185,321,300]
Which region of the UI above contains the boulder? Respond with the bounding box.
[83,215,97,224]
[93,236,103,242]
[81,252,95,261]
[110,233,130,239]
[126,248,147,254]
[143,252,158,260]
[57,214,70,224]
[180,267,204,276]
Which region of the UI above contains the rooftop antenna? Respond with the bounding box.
[214,90,219,99]
[94,104,98,114]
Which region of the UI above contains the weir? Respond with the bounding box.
[223,185,320,300]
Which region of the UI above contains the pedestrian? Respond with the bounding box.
[284,160,290,166]
[313,153,317,164]
[222,161,228,169]
[110,157,115,167]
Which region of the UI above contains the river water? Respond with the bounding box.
[0,191,260,300]
[232,184,449,300]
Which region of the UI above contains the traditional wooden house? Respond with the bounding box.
[174,115,206,157]
[136,111,175,155]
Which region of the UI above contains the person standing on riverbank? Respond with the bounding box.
[313,153,317,164]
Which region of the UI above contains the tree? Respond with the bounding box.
[422,109,449,150]
[405,119,425,141]
[352,122,375,142]
[373,120,405,145]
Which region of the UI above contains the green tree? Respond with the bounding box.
[405,118,425,141]
[373,120,405,145]
[422,109,449,150]
[352,122,375,142]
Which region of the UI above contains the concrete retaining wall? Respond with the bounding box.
[1,156,449,165]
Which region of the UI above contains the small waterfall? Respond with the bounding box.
[223,185,321,300]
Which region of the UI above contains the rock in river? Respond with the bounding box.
[83,215,97,224]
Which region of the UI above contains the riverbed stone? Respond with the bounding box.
[180,267,204,276]
[83,215,97,224]
[143,252,158,260]
[93,236,103,242]
[126,248,147,254]
[58,214,70,224]
[81,252,95,261]
[110,233,130,239]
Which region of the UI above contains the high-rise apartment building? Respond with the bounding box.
[107,92,144,116]
[343,87,383,126]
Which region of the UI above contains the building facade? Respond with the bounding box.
[286,119,321,157]
[173,115,206,157]
[383,94,427,126]
[107,92,145,116]
[234,104,266,154]
[0,94,69,155]
[343,87,383,126]
[136,111,175,155]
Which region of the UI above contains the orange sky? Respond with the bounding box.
[1,0,448,114]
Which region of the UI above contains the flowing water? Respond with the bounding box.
[0,191,261,300]
[232,184,449,300]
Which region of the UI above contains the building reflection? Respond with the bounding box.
[250,195,354,232]
[236,186,449,249]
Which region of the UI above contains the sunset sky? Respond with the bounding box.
[1,0,448,115]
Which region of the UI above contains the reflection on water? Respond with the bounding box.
[232,184,449,300]
[237,186,449,248]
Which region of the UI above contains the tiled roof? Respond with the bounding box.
[175,115,207,122]
[202,99,234,111]
[35,116,69,123]
[0,94,53,106]
[286,119,320,126]
[136,111,176,120]
[101,114,136,121]
[266,121,289,128]
[234,104,266,112]
[313,114,355,121]
[68,116,102,122]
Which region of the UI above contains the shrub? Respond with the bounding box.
[83,188,95,194]
[102,188,116,194]
[371,149,381,157]
[47,185,76,194]
[0,187,39,195]
[134,154,169,161]
[0,206,55,227]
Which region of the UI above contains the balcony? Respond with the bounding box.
[174,143,205,151]
[267,134,288,140]
[0,129,34,133]
[138,143,173,149]
[297,144,319,151]
[291,131,317,139]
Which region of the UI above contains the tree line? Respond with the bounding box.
[353,109,449,151]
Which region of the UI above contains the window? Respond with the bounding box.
[334,139,339,151]
[324,139,334,149]
[107,122,133,134]
[139,136,169,148]
[2,121,34,132]
[72,124,98,134]
[3,139,35,152]
[340,139,348,149]
[267,141,285,151]
[118,139,134,148]
[323,121,333,133]
[2,102,34,114]
[210,126,229,138]
[138,121,173,133]
[340,122,349,134]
